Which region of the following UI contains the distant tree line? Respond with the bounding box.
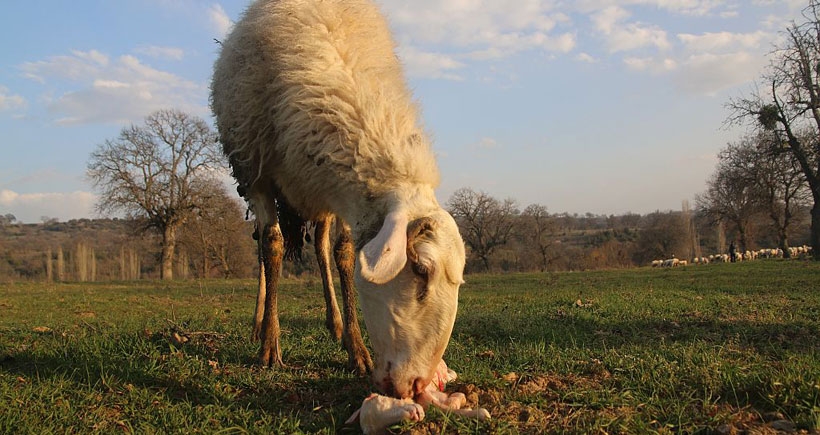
[0,208,261,282]
[445,187,812,274]
[1,184,813,282]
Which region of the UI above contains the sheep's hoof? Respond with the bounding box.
[344,334,373,375]
[258,351,284,368]
[325,315,343,342]
[258,341,284,368]
[348,352,373,376]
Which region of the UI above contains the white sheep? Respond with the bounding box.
[662,257,679,267]
[211,0,467,398]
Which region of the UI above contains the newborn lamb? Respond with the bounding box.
[346,360,490,434]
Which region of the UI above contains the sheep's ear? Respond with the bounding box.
[359,211,409,284]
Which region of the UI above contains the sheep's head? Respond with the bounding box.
[356,208,466,399]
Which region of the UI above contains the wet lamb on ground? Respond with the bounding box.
[346,360,490,434]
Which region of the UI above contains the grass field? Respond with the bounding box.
[1,261,819,434]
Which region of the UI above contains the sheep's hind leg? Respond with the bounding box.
[251,220,266,341]
[315,216,343,341]
[334,223,373,374]
[258,221,285,367]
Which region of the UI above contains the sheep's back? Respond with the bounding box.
[211,0,440,219]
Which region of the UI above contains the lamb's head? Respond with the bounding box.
[356,208,466,399]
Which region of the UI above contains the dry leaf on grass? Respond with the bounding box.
[502,372,519,383]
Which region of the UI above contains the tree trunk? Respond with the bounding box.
[480,254,490,272]
[45,248,53,282]
[737,223,749,254]
[57,246,65,281]
[540,249,549,272]
[161,224,177,280]
[778,227,791,259]
[812,199,820,260]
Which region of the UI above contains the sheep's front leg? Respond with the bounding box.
[258,222,285,367]
[315,216,343,341]
[334,223,373,374]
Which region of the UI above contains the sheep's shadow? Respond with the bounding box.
[0,315,374,433]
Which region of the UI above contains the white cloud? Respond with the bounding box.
[380,0,575,76]
[623,49,765,95]
[19,50,205,125]
[644,0,726,16]
[208,4,233,39]
[623,56,677,72]
[592,6,670,53]
[134,45,185,61]
[674,51,767,96]
[577,0,729,17]
[0,189,97,223]
[21,49,109,83]
[0,86,26,112]
[397,47,465,81]
[677,31,770,53]
[575,52,597,63]
[620,25,773,95]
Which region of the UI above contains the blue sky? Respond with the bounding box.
[0,0,806,223]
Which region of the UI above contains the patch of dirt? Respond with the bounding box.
[706,404,816,435]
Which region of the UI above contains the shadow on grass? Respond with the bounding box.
[455,307,820,356]
[0,315,373,432]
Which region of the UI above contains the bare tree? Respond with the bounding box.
[447,188,518,272]
[748,132,811,256]
[179,185,255,278]
[728,0,820,259]
[0,214,16,226]
[697,143,763,252]
[87,109,223,279]
[632,211,688,265]
[520,204,559,272]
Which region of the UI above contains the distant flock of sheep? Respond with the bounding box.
[651,246,814,267]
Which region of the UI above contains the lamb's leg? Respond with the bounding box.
[434,406,491,421]
[251,221,266,341]
[334,222,373,374]
[347,394,425,435]
[258,220,285,367]
[419,389,491,421]
[315,216,343,341]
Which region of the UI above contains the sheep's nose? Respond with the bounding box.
[413,377,427,395]
[377,378,396,397]
[378,378,416,399]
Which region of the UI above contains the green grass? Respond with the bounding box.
[1,261,819,434]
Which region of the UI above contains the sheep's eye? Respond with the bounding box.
[412,262,429,277]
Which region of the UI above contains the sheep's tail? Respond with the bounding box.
[276,196,307,262]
